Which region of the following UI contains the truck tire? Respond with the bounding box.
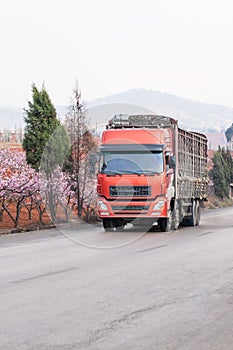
[103,218,115,232]
[190,200,197,226]
[115,219,125,231]
[159,219,170,232]
[184,200,196,227]
[172,201,180,230]
[195,200,200,226]
[160,202,180,232]
[159,210,172,232]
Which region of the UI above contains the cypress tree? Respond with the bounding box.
[225,123,233,143]
[222,149,233,184]
[23,84,70,221]
[212,147,233,199]
[23,84,69,172]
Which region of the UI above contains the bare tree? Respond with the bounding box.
[64,83,96,219]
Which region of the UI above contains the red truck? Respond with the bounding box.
[97,114,208,232]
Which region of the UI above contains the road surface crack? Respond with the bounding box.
[82,301,176,347]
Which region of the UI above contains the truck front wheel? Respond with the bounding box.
[159,219,171,232]
[103,218,114,232]
[103,218,125,232]
[159,202,180,232]
[159,210,172,232]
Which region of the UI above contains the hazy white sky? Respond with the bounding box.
[1,0,233,107]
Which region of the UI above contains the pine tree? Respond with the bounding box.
[211,147,233,199]
[222,149,233,184]
[225,124,233,142]
[23,84,68,171]
[23,84,70,221]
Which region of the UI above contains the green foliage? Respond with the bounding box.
[225,123,233,143]
[211,147,233,199]
[23,84,69,171]
[40,124,70,176]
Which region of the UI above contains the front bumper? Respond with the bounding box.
[97,197,168,218]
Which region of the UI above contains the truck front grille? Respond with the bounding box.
[110,186,150,197]
[111,205,149,214]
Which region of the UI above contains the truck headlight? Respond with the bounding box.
[98,200,108,211]
[153,200,165,211]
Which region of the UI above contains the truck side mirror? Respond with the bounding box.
[165,153,170,172]
[170,155,176,169]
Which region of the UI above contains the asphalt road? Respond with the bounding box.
[1,207,233,350]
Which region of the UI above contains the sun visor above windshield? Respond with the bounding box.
[100,144,165,152]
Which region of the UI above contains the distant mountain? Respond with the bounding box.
[87,89,233,131]
[0,89,233,132]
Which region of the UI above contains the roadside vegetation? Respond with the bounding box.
[0,83,98,233]
[206,146,233,209]
[209,147,233,199]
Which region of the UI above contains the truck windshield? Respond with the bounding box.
[99,151,163,175]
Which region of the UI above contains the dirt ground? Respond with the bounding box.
[204,196,233,209]
[0,205,53,234]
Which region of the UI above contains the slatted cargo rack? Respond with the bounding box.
[178,129,208,178]
[177,129,208,199]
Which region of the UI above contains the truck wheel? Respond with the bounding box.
[103,218,114,232]
[172,201,180,230]
[186,200,196,227]
[115,219,125,231]
[191,200,197,226]
[195,200,200,226]
[159,210,172,232]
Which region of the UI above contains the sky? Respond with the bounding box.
[1,0,233,108]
